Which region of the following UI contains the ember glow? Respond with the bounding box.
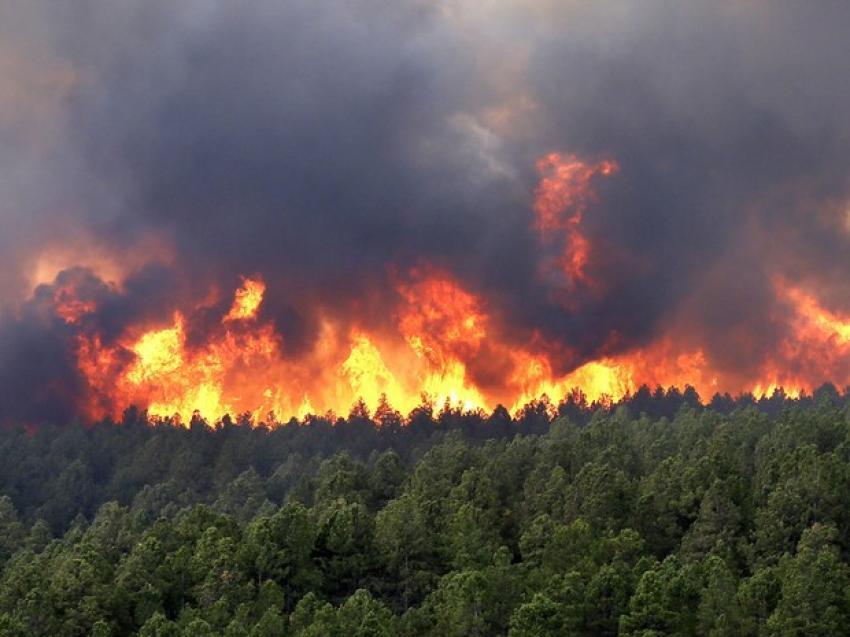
[2,2,850,425]
[534,153,619,286]
[53,254,850,422]
[13,143,850,424]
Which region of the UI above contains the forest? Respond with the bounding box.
[1,385,850,635]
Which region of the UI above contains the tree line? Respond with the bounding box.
[0,384,849,634]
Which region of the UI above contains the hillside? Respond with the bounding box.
[1,392,850,635]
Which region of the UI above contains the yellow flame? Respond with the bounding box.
[224,276,266,321]
[126,314,185,383]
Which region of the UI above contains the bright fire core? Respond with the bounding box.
[40,152,850,424]
[67,269,850,424]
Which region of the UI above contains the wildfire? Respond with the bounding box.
[224,276,266,321]
[341,334,406,411]
[69,270,496,422]
[53,293,96,325]
[29,151,850,425]
[60,268,850,423]
[751,279,850,395]
[534,152,619,285]
[781,283,850,344]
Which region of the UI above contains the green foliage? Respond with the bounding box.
[765,524,850,636]
[0,496,25,565]
[0,398,848,634]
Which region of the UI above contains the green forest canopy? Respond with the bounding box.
[1,385,850,635]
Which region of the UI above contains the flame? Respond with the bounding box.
[68,269,850,424]
[73,272,491,422]
[53,292,96,325]
[396,272,488,410]
[751,279,850,395]
[781,283,850,344]
[534,152,618,285]
[112,273,630,420]
[341,334,406,411]
[77,277,286,421]
[224,277,266,321]
[49,151,850,424]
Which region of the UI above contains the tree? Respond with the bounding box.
[26,519,53,553]
[584,562,636,636]
[214,468,271,523]
[374,494,435,609]
[446,469,502,569]
[0,496,25,564]
[765,524,850,636]
[315,500,374,599]
[138,612,179,637]
[619,557,701,636]
[736,567,779,637]
[239,503,319,606]
[420,571,497,637]
[508,592,574,637]
[681,480,742,560]
[567,462,635,531]
[181,618,216,637]
[289,592,338,636]
[336,589,396,636]
[113,534,171,628]
[508,573,586,637]
[697,555,740,637]
[368,451,406,507]
[250,608,286,637]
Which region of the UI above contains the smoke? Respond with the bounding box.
[2,1,850,422]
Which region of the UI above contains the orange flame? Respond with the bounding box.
[750,279,850,395]
[534,152,618,285]
[54,293,96,325]
[69,269,850,424]
[224,276,266,321]
[75,276,283,421]
[53,152,850,424]
[73,272,493,422]
[395,272,488,409]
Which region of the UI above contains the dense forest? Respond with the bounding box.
[2,385,850,635]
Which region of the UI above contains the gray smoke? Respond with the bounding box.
[2,1,850,421]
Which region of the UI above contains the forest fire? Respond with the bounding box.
[534,152,619,288]
[6,146,846,425]
[71,273,494,421]
[51,262,850,424]
[5,4,850,635]
[2,0,850,428]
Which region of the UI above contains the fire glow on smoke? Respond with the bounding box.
[34,152,850,423]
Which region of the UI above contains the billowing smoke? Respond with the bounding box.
[2,1,850,423]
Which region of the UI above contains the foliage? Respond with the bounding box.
[0,386,849,634]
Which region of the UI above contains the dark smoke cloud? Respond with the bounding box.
[1,1,850,421]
